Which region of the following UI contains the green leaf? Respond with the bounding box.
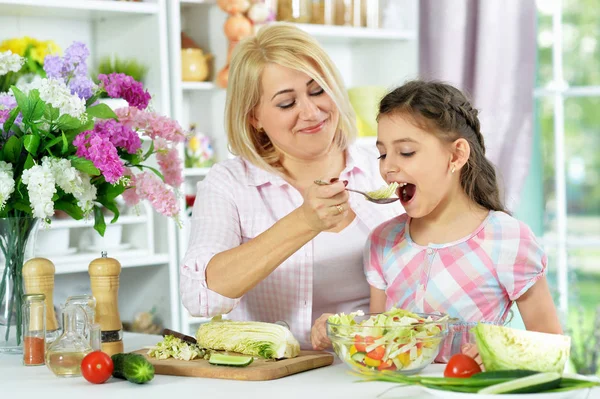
[56,114,82,131]
[23,135,40,155]
[97,181,126,202]
[65,118,94,136]
[42,135,62,152]
[3,107,20,133]
[85,92,101,108]
[25,89,45,122]
[61,132,68,154]
[142,140,154,161]
[96,197,120,224]
[137,164,164,181]
[12,200,31,213]
[43,105,60,123]
[10,86,29,117]
[86,103,118,120]
[54,198,84,220]
[23,154,34,170]
[3,135,22,164]
[93,205,106,237]
[69,156,100,176]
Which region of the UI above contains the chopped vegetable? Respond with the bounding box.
[147,334,205,361]
[195,317,300,359]
[328,307,448,373]
[209,353,254,367]
[358,370,600,394]
[478,372,561,394]
[366,182,399,199]
[473,323,571,373]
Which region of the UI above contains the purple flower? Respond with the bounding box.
[69,75,95,101]
[42,42,95,101]
[43,55,63,79]
[98,73,151,110]
[0,109,9,125]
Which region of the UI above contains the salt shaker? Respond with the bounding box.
[88,251,124,356]
[22,258,60,344]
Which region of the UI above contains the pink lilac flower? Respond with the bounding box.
[155,138,183,188]
[141,113,186,143]
[98,73,151,110]
[0,93,21,127]
[0,109,9,125]
[134,172,179,217]
[94,119,141,154]
[114,106,145,130]
[122,167,140,206]
[74,131,125,184]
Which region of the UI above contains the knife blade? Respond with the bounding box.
[162,328,197,344]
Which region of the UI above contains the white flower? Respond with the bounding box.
[22,164,56,219]
[0,51,24,76]
[36,78,86,120]
[42,157,97,215]
[0,161,15,210]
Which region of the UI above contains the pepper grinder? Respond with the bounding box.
[88,251,124,356]
[22,258,60,344]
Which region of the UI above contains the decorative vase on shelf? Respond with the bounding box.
[0,216,39,353]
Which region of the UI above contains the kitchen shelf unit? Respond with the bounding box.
[0,0,180,331]
[168,0,419,334]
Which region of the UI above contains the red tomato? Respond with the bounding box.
[353,335,371,352]
[444,354,482,378]
[81,351,114,384]
[366,345,385,361]
[377,359,396,371]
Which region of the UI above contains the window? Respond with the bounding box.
[532,0,600,373]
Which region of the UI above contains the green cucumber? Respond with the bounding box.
[209,353,254,367]
[351,352,366,363]
[478,372,561,394]
[470,370,539,380]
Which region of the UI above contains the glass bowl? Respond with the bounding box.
[326,312,450,375]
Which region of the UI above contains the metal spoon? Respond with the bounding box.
[313,180,400,204]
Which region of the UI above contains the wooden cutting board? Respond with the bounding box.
[131,349,334,381]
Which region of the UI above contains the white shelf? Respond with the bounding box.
[294,24,417,43]
[181,81,218,91]
[0,0,160,19]
[180,0,215,5]
[183,167,211,177]
[52,251,170,275]
[47,214,148,230]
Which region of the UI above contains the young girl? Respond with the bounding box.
[364,80,562,362]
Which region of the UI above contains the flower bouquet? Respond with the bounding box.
[0,42,184,351]
[0,36,60,93]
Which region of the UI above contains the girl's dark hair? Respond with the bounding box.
[378,80,507,213]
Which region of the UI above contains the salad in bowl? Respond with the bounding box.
[326,308,451,375]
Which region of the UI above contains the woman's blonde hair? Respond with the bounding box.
[225,23,357,173]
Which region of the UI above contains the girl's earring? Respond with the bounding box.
[451,165,456,174]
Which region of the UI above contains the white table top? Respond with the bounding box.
[0,333,597,399]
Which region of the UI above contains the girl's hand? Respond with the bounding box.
[300,179,349,232]
[311,313,334,351]
[461,343,485,370]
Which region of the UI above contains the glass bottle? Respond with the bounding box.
[65,294,101,351]
[45,304,92,377]
[22,293,46,366]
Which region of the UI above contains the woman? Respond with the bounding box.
[180,23,401,350]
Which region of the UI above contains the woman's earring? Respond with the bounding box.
[451,165,456,174]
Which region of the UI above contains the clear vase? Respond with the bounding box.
[0,216,38,354]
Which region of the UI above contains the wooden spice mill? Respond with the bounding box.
[88,251,124,356]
